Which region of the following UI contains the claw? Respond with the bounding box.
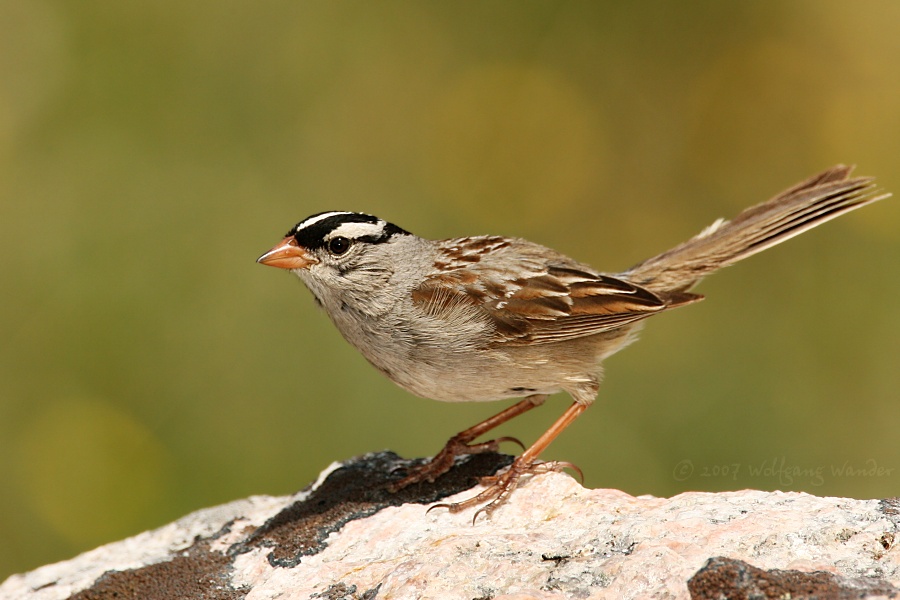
[426,503,449,515]
[559,461,585,484]
[495,436,526,451]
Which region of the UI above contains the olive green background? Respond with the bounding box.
[2,1,899,580]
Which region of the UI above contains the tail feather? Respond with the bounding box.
[625,165,889,292]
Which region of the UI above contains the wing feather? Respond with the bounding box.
[411,238,702,346]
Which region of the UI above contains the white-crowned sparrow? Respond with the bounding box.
[258,165,887,519]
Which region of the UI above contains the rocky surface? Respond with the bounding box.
[2,451,899,600]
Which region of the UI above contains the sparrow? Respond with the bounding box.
[258,165,887,519]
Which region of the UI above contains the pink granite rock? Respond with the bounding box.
[2,452,898,600]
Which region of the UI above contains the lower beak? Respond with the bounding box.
[257,237,317,270]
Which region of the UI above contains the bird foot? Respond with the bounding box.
[387,435,524,493]
[427,458,582,524]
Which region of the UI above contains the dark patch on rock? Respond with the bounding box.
[67,539,244,600]
[231,450,513,567]
[64,451,510,599]
[688,556,898,600]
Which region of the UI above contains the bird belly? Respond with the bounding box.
[328,304,638,405]
[358,331,633,405]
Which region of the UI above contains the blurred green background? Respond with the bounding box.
[2,1,899,580]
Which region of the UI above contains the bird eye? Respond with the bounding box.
[328,236,351,255]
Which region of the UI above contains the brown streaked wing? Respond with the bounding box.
[512,275,669,345]
[411,262,698,346]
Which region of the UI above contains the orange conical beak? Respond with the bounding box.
[257,236,318,270]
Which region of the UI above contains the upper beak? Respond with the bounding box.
[257,236,318,270]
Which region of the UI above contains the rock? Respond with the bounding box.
[688,556,898,600]
[2,451,898,600]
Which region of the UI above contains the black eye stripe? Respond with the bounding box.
[289,212,409,250]
[356,232,391,244]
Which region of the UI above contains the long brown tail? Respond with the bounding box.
[624,165,889,293]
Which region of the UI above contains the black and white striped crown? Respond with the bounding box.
[288,211,410,250]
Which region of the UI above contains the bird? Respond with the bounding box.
[257,165,887,520]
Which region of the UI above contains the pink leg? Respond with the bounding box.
[430,401,588,522]
[388,395,546,492]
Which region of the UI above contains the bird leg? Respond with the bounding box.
[387,394,547,492]
[429,401,588,523]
